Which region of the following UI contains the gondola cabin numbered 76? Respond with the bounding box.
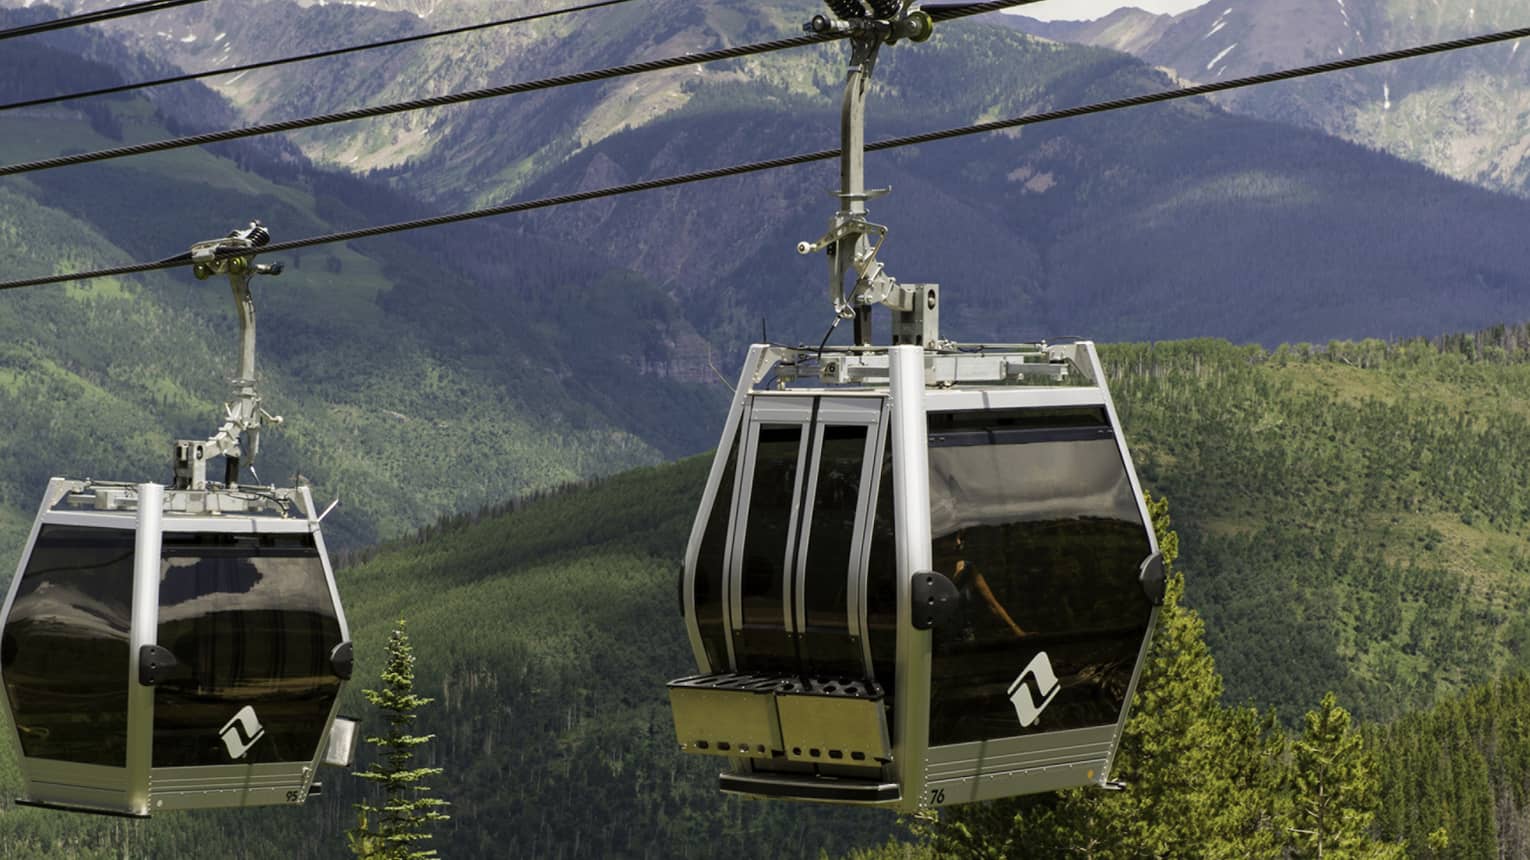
[669,342,1165,810]
[667,1,1164,811]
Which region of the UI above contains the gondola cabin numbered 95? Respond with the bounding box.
[0,480,353,817]
[0,221,357,817]
[668,342,1164,810]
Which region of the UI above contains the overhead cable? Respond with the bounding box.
[0,0,209,41]
[4,21,1526,291]
[6,20,1528,292]
[0,0,635,113]
[0,0,1039,178]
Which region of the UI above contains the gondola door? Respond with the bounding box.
[727,395,885,680]
[674,385,900,799]
[791,398,885,682]
[728,396,813,675]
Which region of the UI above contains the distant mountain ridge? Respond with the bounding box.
[997,6,1175,55]
[1002,0,1530,198]
[6,1,1530,366]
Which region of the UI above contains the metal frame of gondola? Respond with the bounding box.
[2,479,351,816]
[678,337,1162,811]
[670,1,1164,811]
[0,224,353,816]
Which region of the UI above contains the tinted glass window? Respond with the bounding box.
[864,433,897,708]
[693,437,739,671]
[734,425,803,672]
[152,532,342,768]
[2,526,135,766]
[926,408,1153,746]
[800,425,869,676]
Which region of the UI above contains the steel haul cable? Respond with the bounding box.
[0,0,209,41]
[2,20,1527,290]
[0,0,1040,178]
[0,0,635,113]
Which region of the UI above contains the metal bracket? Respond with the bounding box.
[796,216,887,257]
[138,644,180,686]
[911,570,960,631]
[773,343,1079,387]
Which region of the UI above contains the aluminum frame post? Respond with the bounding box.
[125,481,163,817]
[888,345,932,810]
[838,47,875,345]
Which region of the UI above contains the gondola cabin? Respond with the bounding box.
[0,479,353,817]
[669,341,1164,811]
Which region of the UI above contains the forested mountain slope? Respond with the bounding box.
[6,331,1530,857]
[1113,332,1530,720]
[0,13,726,565]
[11,0,1530,351]
[1371,672,1530,857]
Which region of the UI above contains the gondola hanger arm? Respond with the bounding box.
[172,221,285,491]
[798,1,938,346]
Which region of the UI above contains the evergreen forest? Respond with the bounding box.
[5,330,1530,857]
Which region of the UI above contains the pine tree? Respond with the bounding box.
[349,618,451,860]
[1287,691,1401,860]
[1094,492,1268,857]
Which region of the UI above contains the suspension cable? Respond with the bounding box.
[3,20,1526,291]
[0,0,1038,178]
[0,0,209,42]
[0,0,635,113]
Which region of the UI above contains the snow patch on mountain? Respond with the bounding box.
[1207,42,1237,71]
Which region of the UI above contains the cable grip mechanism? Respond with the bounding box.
[174,221,285,491]
[797,1,938,343]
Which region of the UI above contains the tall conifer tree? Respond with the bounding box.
[349,618,451,860]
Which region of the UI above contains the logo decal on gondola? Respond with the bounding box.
[219,705,266,760]
[1008,652,1061,728]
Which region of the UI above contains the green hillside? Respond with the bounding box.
[6,331,1530,857]
[1368,669,1530,858]
[0,23,730,571]
[1112,331,1530,720]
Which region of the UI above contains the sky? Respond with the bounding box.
[1004,0,1207,22]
